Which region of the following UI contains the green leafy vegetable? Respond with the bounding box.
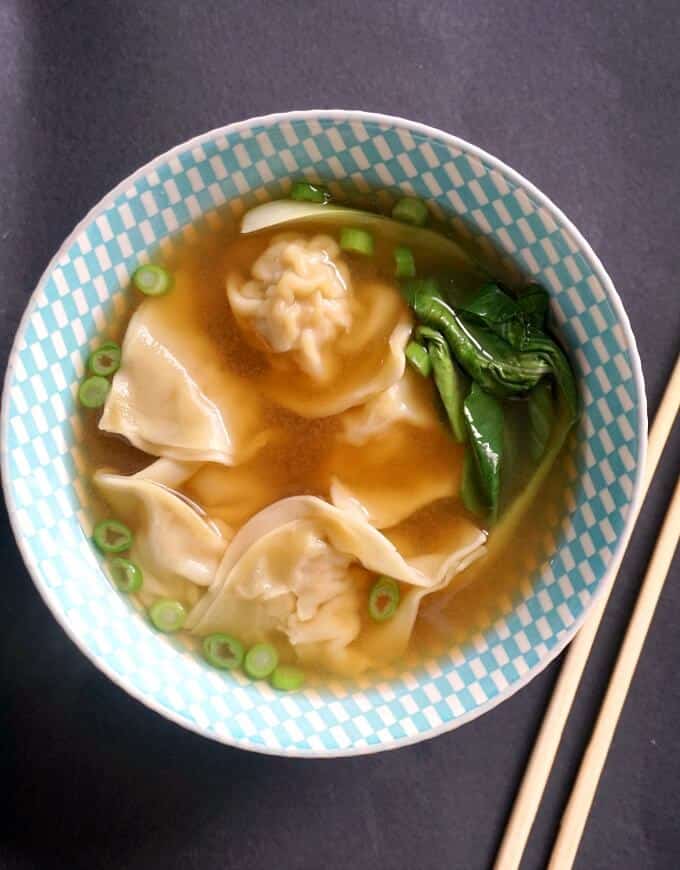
[459,282,571,411]
[517,283,550,329]
[463,383,505,522]
[461,282,520,326]
[405,340,432,377]
[460,282,528,347]
[416,326,468,442]
[517,327,579,422]
[403,277,579,421]
[527,380,556,461]
[402,279,552,398]
[461,280,551,348]
[461,450,487,517]
[483,398,574,559]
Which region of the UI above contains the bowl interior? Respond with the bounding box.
[2,112,645,755]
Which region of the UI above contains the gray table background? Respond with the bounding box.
[2,2,679,868]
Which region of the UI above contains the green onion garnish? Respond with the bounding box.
[109,556,143,593]
[368,576,400,622]
[271,665,305,691]
[243,643,279,679]
[391,196,428,227]
[339,227,374,255]
[87,343,121,377]
[93,519,133,554]
[149,599,187,633]
[405,341,432,378]
[78,375,111,409]
[394,245,416,278]
[132,264,172,296]
[203,633,245,670]
[290,181,330,204]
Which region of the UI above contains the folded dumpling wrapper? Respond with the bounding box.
[187,495,485,676]
[100,278,268,465]
[94,470,229,608]
[339,368,437,446]
[227,234,413,417]
[328,418,464,530]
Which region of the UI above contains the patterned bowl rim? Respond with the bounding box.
[1,110,647,756]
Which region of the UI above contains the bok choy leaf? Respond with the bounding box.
[415,326,468,442]
[402,279,553,399]
[463,383,505,522]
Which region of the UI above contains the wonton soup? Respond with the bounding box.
[80,184,578,687]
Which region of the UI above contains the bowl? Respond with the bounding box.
[1,111,646,756]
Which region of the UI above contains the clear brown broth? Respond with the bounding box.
[83,207,571,677]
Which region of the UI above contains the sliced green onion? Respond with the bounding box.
[99,339,120,350]
[93,519,133,554]
[203,633,245,670]
[271,665,305,691]
[87,344,121,377]
[132,264,172,296]
[78,375,110,409]
[109,556,143,593]
[405,340,432,378]
[290,181,330,204]
[340,227,374,255]
[394,245,416,278]
[368,576,400,622]
[392,196,428,227]
[149,599,186,633]
[243,643,279,679]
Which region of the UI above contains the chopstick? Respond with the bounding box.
[548,472,680,868]
[494,353,680,870]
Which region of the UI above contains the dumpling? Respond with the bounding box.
[347,503,487,671]
[152,412,336,531]
[179,461,279,532]
[339,368,438,446]
[227,233,353,381]
[187,496,485,677]
[186,494,427,625]
[94,470,229,608]
[227,233,413,417]
[132,457,202,489]
[100,273,269,465]
[327,417,465,529]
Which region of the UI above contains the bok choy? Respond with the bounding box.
[401,277,579,526]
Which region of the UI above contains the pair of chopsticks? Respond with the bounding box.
[495,353,680,870]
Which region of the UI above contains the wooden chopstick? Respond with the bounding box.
[548,472,680,868]
[494,353,680,870]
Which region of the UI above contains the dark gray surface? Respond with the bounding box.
[1,1,679,868]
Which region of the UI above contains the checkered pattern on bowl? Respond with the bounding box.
[1,111,646,756]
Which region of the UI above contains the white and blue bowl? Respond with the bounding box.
[1,111,646,756]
